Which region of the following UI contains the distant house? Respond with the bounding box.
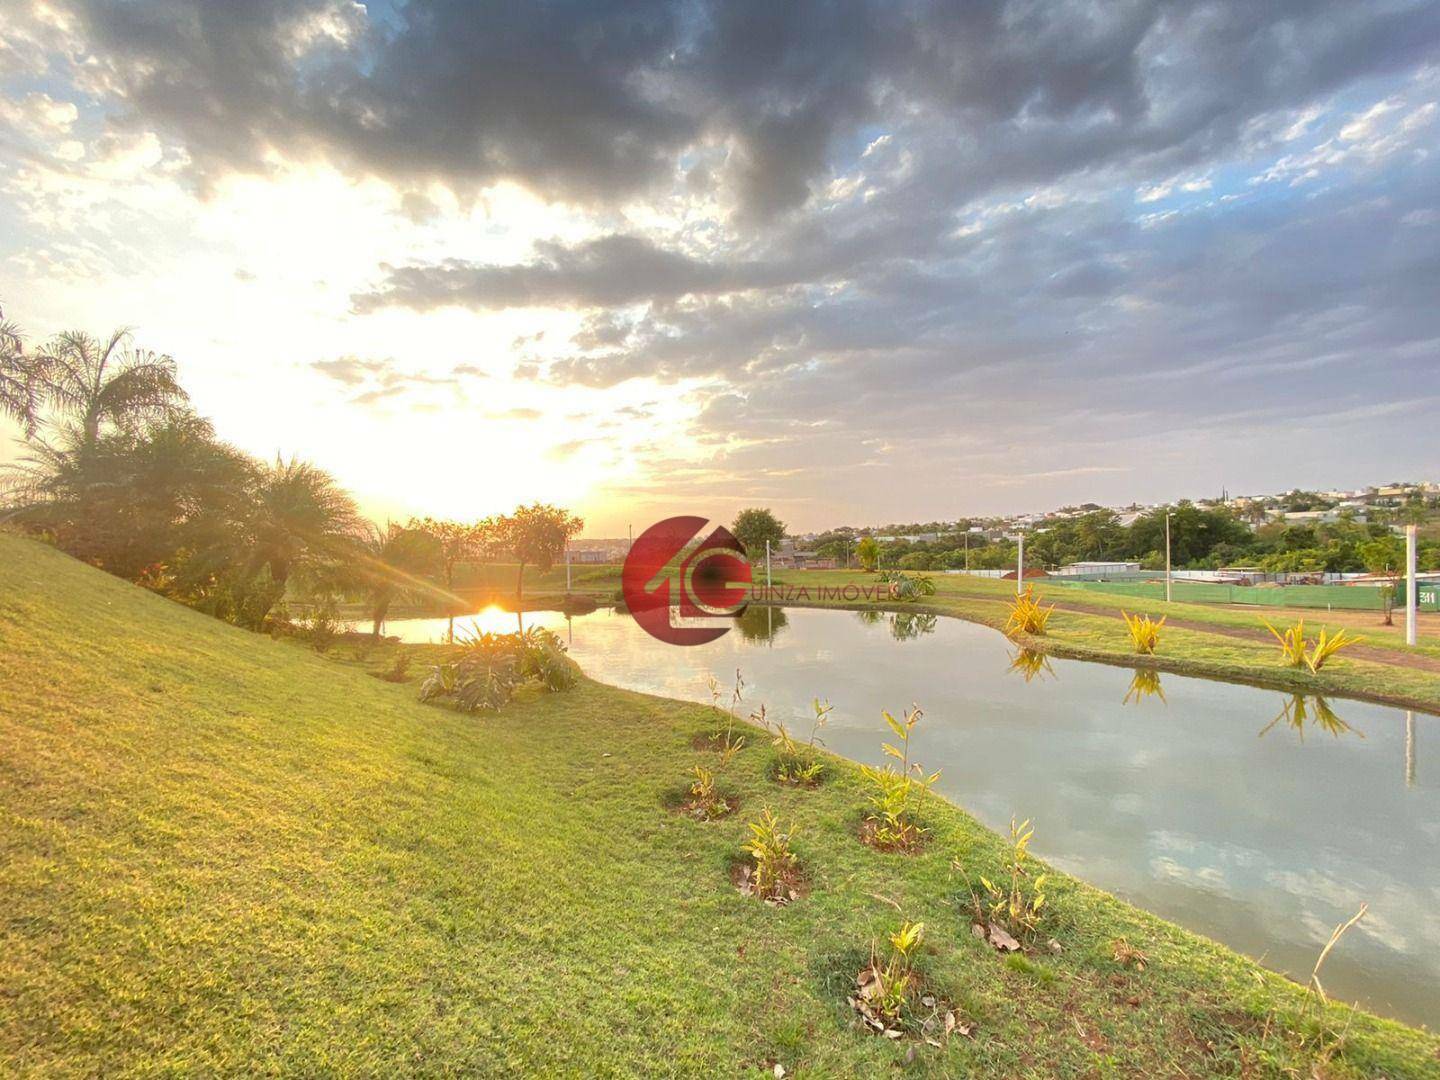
[1052,560,1140,577]
[773,551,836,570]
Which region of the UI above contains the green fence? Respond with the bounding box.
[1048,579,1428,611]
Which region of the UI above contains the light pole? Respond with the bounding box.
[1016,532,1025,595]
[765,538,772,590]
[1406,523,1418,646]
[1165,510,1174,603]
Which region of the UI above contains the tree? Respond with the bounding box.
[731,507,786,561]
[242,458,362,608]
[409,517,496,641]
[496,503,583,603]
[1359,536,1406,626]
[33,328,188,450]
[0,310,45,436]
[3,411,254,579]
[355,522,443,638]
[856,536,880,572]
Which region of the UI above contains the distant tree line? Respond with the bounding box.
[803,505,1438,575]
[0,305,582,638]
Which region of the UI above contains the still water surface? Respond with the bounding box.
[382,605,1439,1028]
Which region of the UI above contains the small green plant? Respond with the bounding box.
[1121,610,1164,654]
[684,739,742,820]
[1261,618,1360,673]
[1005,584,1054,636]
[706,667,746,749]
[854,920,924,1029]
[858,705,939,852]
[1262,617,1309,668]
[964,817,1048,947]
[1305,626,1360,673]
[739,808,800,903]
[768,698,831,786]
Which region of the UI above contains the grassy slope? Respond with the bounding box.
[2,534,1438,1078]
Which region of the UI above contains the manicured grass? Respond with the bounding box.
[3,533,1439,1076]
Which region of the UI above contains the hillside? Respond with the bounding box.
[2,533,1437,1077]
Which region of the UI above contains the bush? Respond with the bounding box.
[419,627,579,713]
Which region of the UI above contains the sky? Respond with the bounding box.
[1,0,1438,536]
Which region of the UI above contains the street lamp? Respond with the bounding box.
[1165,510,1174,603]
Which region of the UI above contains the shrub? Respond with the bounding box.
[854,920,924,1029]
[962,817,1048,947]
[1005,584,1053,636]
[1121,610,1165,654]
[683,739,742,820]
[1262,617,1309,668]
[739,808,801,903]
[299,601,341,654]
[768,697,831,786]
[419,627,578,713]
[859,705,939,852]
[1306,626,1360,673]
[878,569,935,601]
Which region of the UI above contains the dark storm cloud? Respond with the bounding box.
[352,234,806,312]
[19,0,1440,511]
[47,1,1440,216]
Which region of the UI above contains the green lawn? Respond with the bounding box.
[3,533,1438,1077]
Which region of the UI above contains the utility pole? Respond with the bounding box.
[1406,523,1418,646]
[1165,510,1174,603]
[965,532,970,571]
[565,542,571,593]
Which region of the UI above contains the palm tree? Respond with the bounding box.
[0,312,45,437]
[35,328,187,450]
[244,458,362,596]
[356,522,442,637]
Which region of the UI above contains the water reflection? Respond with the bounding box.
[734,604,788,645]
[890,611,937,641]
[1008,648,1057,683]
[1123,668,1167,705]
[1258,695,1362,742]
[854,609,885,627]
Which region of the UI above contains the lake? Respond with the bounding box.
[380,604,1440,1029]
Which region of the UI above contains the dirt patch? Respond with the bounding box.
[858,818,929,855]
[730,856,808,906]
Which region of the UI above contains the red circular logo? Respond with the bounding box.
[621,516,752,644]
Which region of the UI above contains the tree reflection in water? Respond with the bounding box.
[734,604,789,645]
[890,612,937,641]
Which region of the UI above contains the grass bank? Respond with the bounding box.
[3,534,1438,1076]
